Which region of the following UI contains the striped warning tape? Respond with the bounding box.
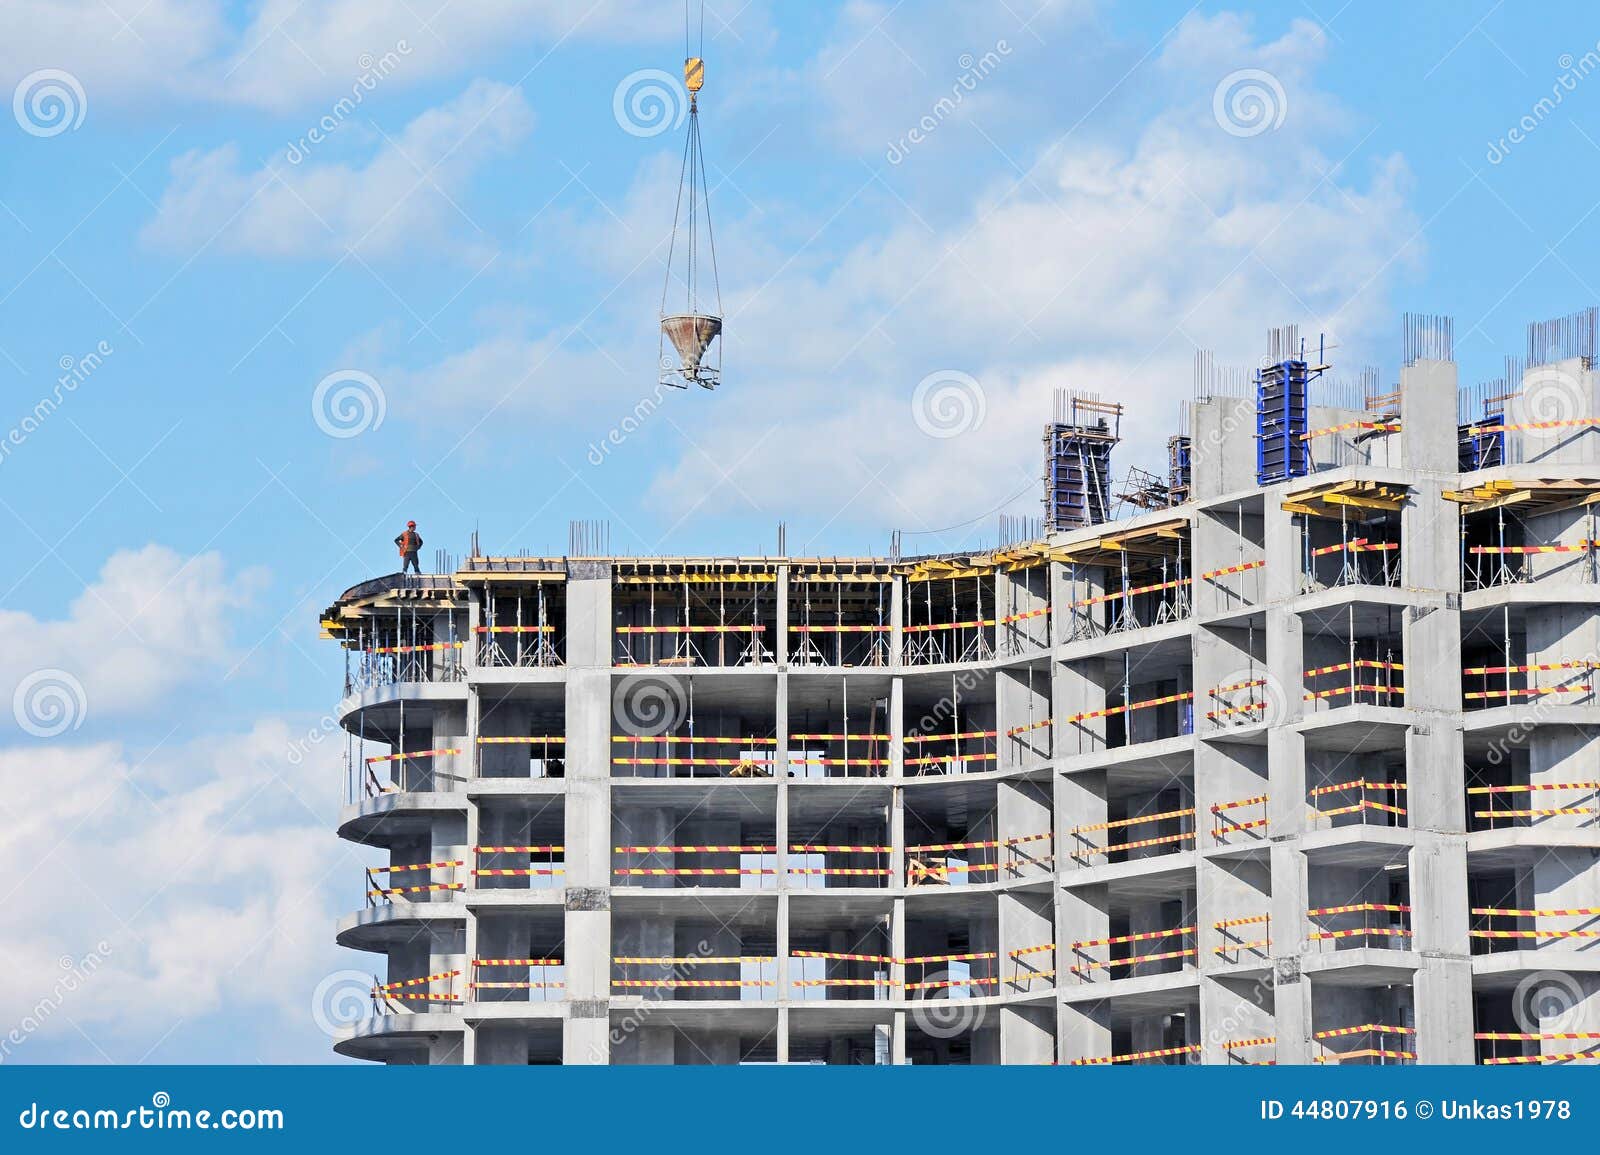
[1305,683,1404,701]
[788,867,893,876]
[613,979,777,988]
[1473,807,1597,818]
[1313,1023,1415,1040]
[1066,690,1194,725]
[1305,659,1404,678]
[1213,914,1271,929]
[1008,943,1056,957]
[903,617,997,634]
[1470,928,1600,939]
[1308,779,1406,798]
[614,867,777,876]
[1070,926,1195,951]
[1468,781,1600,794]
[376,969,459,991]
[472,868,564,877]
[1308,927,1414,941]
[370,860,464,874]
[370,641,465,655]
[1313,800,1407,819]
[791,978,893,988]
[1071,576,1190,609]
[366,747,459,764]
[1088,830,1195,855]
[1463,661,1596,675]
[1467,417,1600,434]
[904,751,998,767]
[367,883,465,898]
[1316,1049,1416,1063]
[1305,539,1398,557]
[614,624,767,634]
[1299,420,1402,442]
[1223,1037,1278,1050]
[998,606,1050,624]
[1205,702,1268,721]
[1470,542,1600,555]
[1211,678,1268,696]
[1067,1043,1200,1066]
[611,735,777,745]
[1213,938,1271,955]
[1308,902,1410,917]
[611,756,779,766]
[1068,947,1196,972]
[473,958,562,967]
[1475,1031,1600,1041]
[1201,559,1265,580]
[786,757,890,767]
[790,623,889,633]
[1482,1051,1600,1065]
[478,735,566,745]
[1465,686,1590,700]
[612,956,775,964]
[792,950,893,963]
[1069,806,1195,836]
[1004,717,1054,737]
[1212,793,1269,812]
[1471,906,1600,917]
[469,982,566,990]
[904,729,998,743]
[905,975,1000,991]
[475,624,555,633]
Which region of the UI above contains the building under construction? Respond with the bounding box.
[322,309,1600,1065]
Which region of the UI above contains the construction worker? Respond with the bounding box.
[395,520,423,575]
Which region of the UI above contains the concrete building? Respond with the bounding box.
[321,322,1600,1065]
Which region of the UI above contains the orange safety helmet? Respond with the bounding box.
[407,520,416,528]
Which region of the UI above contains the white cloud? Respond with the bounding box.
[140,79,533,261]
[0,0,693,113]
[0,718,356,1061]
[640,12,1421,532]
[0,545,261,729]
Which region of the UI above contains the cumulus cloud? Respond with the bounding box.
[140,79,533,261]
[369,11,1421,543]
[0,0,692,113]
[0,545,262,731]
[0,718,356,1061]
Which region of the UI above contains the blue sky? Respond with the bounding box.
[1,0,1598,1063]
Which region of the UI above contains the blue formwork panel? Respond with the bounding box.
[1256,359,1309,485]
[1457,422,1504,470]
